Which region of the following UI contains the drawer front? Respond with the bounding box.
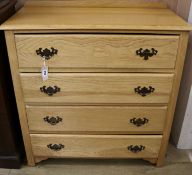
[27,106,167,134]
[15,34,179,70]
[31,134,162,158]
[20,73,174,104]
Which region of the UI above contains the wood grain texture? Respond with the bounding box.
[19,68,175,73]
[4,31,35,166]
[26,0,166,8]
[26,106,167,134]
[20,73,174,104]
[17,0,188,10]
[3,1,191,166]
[1,6,191,31]
[13,30,183,34]
[31,134,162,158]
[15,34,179,70]
[157,32,190,166]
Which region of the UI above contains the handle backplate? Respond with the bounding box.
[128,145,145,153]
[130,117,149,127]
[36,47,58,60]
[44,116,62,125]
[135,86,155,97]
[47,144,64,151]
[40,86,60,96]
[136,48,158,60]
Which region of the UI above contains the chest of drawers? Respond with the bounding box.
[1,0,191,166]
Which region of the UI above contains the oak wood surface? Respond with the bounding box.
[4,31,35,166]
[19,68,175,73]
[26,0,166,8]
[15,34,179,70]
[20,73,174,104]
[26,106,167,134]
[13,30,183,34]
[3,1,191,166]
[0,6,191,31]
[16,0,189,12]
[31,134,162,158]
[157,32,189,166]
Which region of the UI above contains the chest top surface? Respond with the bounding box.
[0,3,191,31]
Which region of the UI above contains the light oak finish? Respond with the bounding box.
[4,31,35,166]
[157,32,190,166]
[19,68,175,73]
[2,1,191,167]
[13,30,184,35]
[15,34,179,70]
[19,0,186,11]
[26,0,167,8]
[1,7,192,31]
[26,106,167,134]
[31,134,162,158]
[20,73,174,104]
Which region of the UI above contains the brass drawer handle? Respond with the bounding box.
[135,86,155,97]
[36,47,58,60]
[136,48,158,60]
[40,86,60,96]
[128,145,145,153]
[130,117,149,127]
[44,116,62,125]
[47,144,64,151]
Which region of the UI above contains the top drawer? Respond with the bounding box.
[15,34,179,71]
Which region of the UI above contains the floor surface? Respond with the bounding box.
[0,144,192,175]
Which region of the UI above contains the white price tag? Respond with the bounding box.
[41,60,48,81]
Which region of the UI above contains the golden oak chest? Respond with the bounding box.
[1,0,191,166]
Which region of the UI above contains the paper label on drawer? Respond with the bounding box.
[41,65,48,81]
